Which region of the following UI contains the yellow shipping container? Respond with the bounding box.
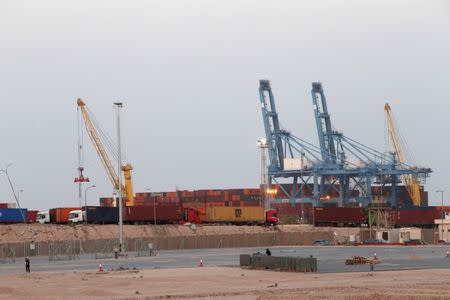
[205,206,265,223]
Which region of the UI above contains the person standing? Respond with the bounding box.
[25,256,30,273]
[265,248,272,256]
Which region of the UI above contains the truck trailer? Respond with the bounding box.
[0,208,27,223]
[184,206,278,225]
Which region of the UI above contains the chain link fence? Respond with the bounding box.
[135,239,156,257]
[49,240,79,262]
[0,230,344,262]
[94,239,121,259]
[0,244,16,264]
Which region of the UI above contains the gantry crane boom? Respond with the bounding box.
[384,103,421,206]
[77,98,134,205]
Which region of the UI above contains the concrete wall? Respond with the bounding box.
[240,254,317,272]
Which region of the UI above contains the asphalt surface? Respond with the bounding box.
[2,245,450,274]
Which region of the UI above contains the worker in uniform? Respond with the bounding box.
[25,256,30,273]
[265,248,272,256]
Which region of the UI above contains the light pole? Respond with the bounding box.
[84,185,96,224]
[0,164,26,223]
[114,102,124,253]
[257,138,269,209]
[17,189,24,204]
[437,190,445,241]
[146,188,156,225]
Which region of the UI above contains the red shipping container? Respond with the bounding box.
[27,210,39,223]
[124,204,182,223]
[394,207,440,226]
[314,207,366,226]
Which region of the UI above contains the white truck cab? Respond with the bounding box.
[36,210,50,224]
[68,209,85,224]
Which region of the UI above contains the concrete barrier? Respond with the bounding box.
[240,253,317,272]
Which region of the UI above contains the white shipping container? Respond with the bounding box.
[7,203,16,208]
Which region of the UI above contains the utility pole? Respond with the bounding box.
[437,190,445,241]
[114,102,124,253]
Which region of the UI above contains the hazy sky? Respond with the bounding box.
[0,0,449,209]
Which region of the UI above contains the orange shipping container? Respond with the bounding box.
[49,207,80,223]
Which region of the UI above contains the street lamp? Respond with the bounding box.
[17,189,24,203]
[437,190,445,242]
[84,185,96,224]
[146,188,156,225]
[114,101,124,253]
[0,164,26,223]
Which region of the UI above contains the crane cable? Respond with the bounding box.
[84,107,128,165]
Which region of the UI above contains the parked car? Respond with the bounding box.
[404,239,426,246]
[363,239,385,245]
[313,239,333,246]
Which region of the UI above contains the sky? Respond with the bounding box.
[0,0,449,209]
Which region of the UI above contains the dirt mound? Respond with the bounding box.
[0,223,361,244]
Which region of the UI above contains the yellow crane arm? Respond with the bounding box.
[77,98,134,205]
[384,103,421,206]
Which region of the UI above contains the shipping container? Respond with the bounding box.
[99,198,115,207]
[85,206,118,224]
[393,207,440,227]
[272,203,313,223]
[205,206,266,223]
[49,207,80,223]
[314,207,367,226]
[27,210,39,223]
[124,204,181,223]
[0,203,17,209]
[0,208,27,223]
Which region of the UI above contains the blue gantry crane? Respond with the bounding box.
[258,80,432,207]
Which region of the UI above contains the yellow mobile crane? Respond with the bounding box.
[77,99,135,205]
[384,103,421,206]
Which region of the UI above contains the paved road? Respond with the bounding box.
[2,245,450,274]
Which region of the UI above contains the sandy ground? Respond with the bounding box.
[0,224,360,243]
[0,267,450,300]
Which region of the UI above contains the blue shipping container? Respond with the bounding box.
[0,208,28,223]
[84,206,118,224]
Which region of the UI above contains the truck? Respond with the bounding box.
[37,207,80,223]
[68,209,85,223]
[184,206,279,225]
[36,210,50,223]
[69,205,183,224]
